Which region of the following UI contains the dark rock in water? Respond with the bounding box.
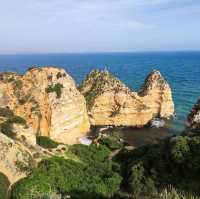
[187,98,200,133]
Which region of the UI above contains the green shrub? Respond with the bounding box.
[69,144,111,163]
[0,107,14,118]
[0,172,10,199]
[116,135,200,198]
[56,72,62,79]
[0,120,13,137]
[7,76,15,82]
[46,83,63,98]
[99,133,124,150]
[13,80,23,92]
[0,115,26,137]
[11,144,122,199]
[36,136,59,149]
[8,116,26,125]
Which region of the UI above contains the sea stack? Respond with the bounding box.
[0,67,90,144]
[187,98,200,132]
[79,69,174,127]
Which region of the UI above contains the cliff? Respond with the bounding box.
[187,98,200,132]
[0,67,90,144]
[0,132,35,184]
[79,69,174,127]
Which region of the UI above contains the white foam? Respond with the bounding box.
[79,136,92,145]
[151,118,165,128]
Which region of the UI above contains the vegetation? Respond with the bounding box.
[13,80,23,90]
[115,135,200,198]
[79,70,130,110]
[12,79,23,99]
[158,187,200,199]
[46,83,64,98]
[7,76,15,83]
[98,132,124,150]
[2,132,200,199]
[0,107,14,118]
[0,172,10,199]
[36,136,59,149]
[18,93,32,105]
[11,144,122,199]
[0,115,26,137]
[56,72,64,79]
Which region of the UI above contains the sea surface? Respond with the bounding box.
[0,52,200,134]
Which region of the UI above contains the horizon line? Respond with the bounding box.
[0,49,200,56]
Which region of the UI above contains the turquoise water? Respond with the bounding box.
[0,52,200,132]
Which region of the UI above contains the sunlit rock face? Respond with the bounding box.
[0,132,35,184]
[79,69,174,127]
[0,67,90,144]
[187,98,200,132]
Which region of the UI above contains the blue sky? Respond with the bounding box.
[0,0,200,53]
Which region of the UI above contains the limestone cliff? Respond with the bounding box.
[187,98,200,132]
[0,132,35,184]
[0,67,90,144]
[79,69,174,127]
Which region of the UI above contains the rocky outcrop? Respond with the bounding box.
[187,98,200,132]
[138,70,175,118]
[0,132,35,184]
[0,67,90,144]
[79,69,174,127]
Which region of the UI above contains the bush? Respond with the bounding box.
[0,172,10,199]
[36,136,59,149]
[46,83,63,98]
[8,116,26,125]
[0,116,26,137]
[98,133,124,150]
[116,135,200,198]
[0,107,14,118]
[69,144,111,163]
[13,80,23,90]
[11,145,122,199]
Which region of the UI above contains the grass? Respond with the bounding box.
[158,187,200,199]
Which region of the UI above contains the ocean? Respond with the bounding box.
[0,51,200,133]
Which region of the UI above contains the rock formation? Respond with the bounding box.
[187,98,200,132]
[0,132,35,184]
[79,69,174,127]
[0,67,90,144]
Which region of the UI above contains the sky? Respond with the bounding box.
[0,0,200,53]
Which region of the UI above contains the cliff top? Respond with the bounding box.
[79,69,171,108]
[79,69,133,108]
[139,70,169,96]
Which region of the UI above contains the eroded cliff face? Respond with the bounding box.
[79,70,174,127]
[0,67,90,144]
[187,98,200,132]
[0,132,35,184]
[139,70,174,118]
